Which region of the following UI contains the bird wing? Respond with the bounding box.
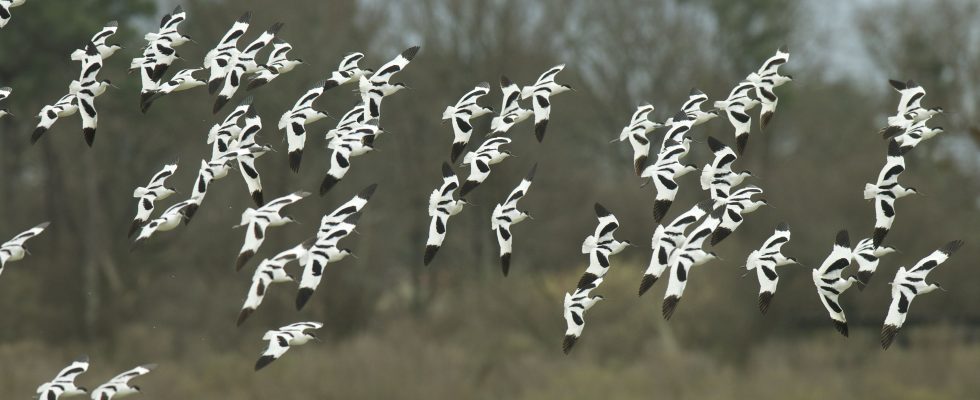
[562,292,586,339]
[258,191,308,214]
[239,219,271,257]
[285,115,307,155]
[281,321,323,333]
[159,5,186,31]
[533,64,565,86]
[260,332,292,361]
[243,265,272,311]
[873,195,896,233]
[89,21,118,47]
[53,356,89,382]
[651,163,681,203]
[146,162,178,188]
[815,282,849,329]
[298,243,331,293]
[326,145,354,182]
[817,230,852,280]
[494,223,513,258]
[425,215,449,248]
[104,364,154,386]
[370,45,419,84]
[499,75,522,114]
[2,221,50,249]
[214,12,251,50]
[644,226,677,279]
[531,90,552,128]
[852,238,880,275]
[77,42,103,83]
[907,240,963,280]
[756,47,789,76]
[501,165,536,209]
[680,89,709,113]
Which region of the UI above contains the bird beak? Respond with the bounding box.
[936,284,947,292]
[350,253,359,259]
[639,180,650,188]
[740,271,749,278]
[232,224,246,229]
[608,138,620,144]
[526,214,535,220]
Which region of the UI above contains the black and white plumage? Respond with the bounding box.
[659,110,696,148]
[664,88,719,127]
[562,277,604,355]
[233,105,269,206]
[71,21,121,61]
[140,68,207,113]
[295,214,359,310]
[32,93,78,144]
[235,191,308,271]
[132,199,198,245]
[617,104,663,175]
[880,79,943,139]
[444,82,494,162]
[713,81,759,155]
[638,200,712,297]
[129,162,178,238]
[640,136,696,223]
[747,46,791,130]
[317,183,378,231]
[893,120,943,152]
[324,52,372,90]
[143,5,189,46]
[208,97,252,160]
[90,364,156,400]
[247,38,302,90]
[521,64,571,142]
[0,221,49,278]
[237,238,314,326]
[205,12,252,94]
[865,140,916,248]
[280,81,329,173]
[214,22,283,113]
[700,136,751,202]
[709,185,766,245]
[255,322,322,371]
[319,122,380,195]
[811,230,858,337]
[881,240,963,349]
[458,137,513,196]
[36,355,89,400]
[358,46,420,118]
[489,75,533,136]
[852,237,896,288]
[72,42,110,147]
[744,222,799,314]
[324,103,368,144]
[662,207,722,320]
[424,163,467,266]
[576,203,630,290]
[0,0,26,29]
[131,40,180,88]
[0,86,10,119]
[491,164,536,276]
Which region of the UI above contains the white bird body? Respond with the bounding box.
[324,52,371,90]
[133,199,198,244]
[234,191,308,271]
[811,230,857,337]
[562,277,604,354]
[866,140,916,247]
[851,237,896,287]
[90,364,156,400]
[641,135,696,223]
[491,165,536,276]
[709,185,766,245]
[424,163,466,266]
[638,200,712,296]
[281,81,329,173]
[320,123,379,195]
[665,88,719,127]
[700,136,750,202]
[255,322,322,370]
[0,221,49,277]
[129,162,178,238]
[618,104,663,175]
[893,120,943,151]
[445,82,493,162]
[71,21,120,61]
[661,207,723,320]
[36,356,89,400]
[247,39,302,90]
[490,75,532,135]
[576,203,628,290]
[237,238,314,326]
[458,137,512,196]
[32,93,79,145]
[295,215,358,310]
[359,46,420,118]
[205,12,252,93]
[214,22,283,113]
[521,64,570,142]
[713,81,758,154]
[744,222,798,313]
[324,104,367,143]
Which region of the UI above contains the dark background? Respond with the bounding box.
[0,0,978,398]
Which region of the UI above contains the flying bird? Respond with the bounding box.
[32,93,78,144]
[235,191,308,271]
[893,120,943,152]
[71,21,121,61]
[204,11,252,94]
[640,136,697,223]
[237,238,314,326]
[880,79,943,139]
[638,199,712,296]
[208,97,253,160]
[864,140,916,247]
[811,230,858,337]
[747,46,791,129]
[0,221,49,278]
[664,88,719,127]
[143,5,189,46]
[713,81,759,154]
[616,104,663,175]
[489,75,533,135]
[576,203,630,290]
[443,82,494,162]
[295,214,359,310]
[701,136,751,202]
[324,52,372,90]
[852,237,897,288]
[129,162,178,238]
[132,199,198,246]
[521,64,571,142]
[458,137,513,196]
[562,277,604,355]
[140,68,207,113]
[881,240,963,349]
[316,183,378,231]
[0,86,10,119]
[743,222,800,314]
[255,322,322,371]
[359,46,419,118]
[280,80,329,172]
[90,364,156,400]
[36,355,89,400]
[247,38,302,90]
[72,43,112,146]
[324,103,367,144]
[424,163,467,266]
[232,105,269,206]
[709,185,767,245]
[491,164,536,276]
[319,123,379,195]
[214,22,283,113]
[662,207,722,320]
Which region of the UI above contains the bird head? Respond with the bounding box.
[282,215,299,225]
[593,295,605,302]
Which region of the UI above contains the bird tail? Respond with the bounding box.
[863,184,877,200]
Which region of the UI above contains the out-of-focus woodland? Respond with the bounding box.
[1,0,979,398]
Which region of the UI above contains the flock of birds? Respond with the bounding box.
[0,4,967,398]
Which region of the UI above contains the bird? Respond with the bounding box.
[893,120,943,152]
[204,11,252,94]
[492,164,536,276]
[640,137,697,223]
[324,52,372,90]
[237,238,315,326]
[746,46,791,130]
[865,140,916,247]
[743,222,800,314]
[71,21,121,61]
[140,68,207,113]
[232,105,269,206]
[881,240,963,349]
[280,80,329,172]
[616,104,663,175]
[638,199,713,296]
[247,38,302,90]
[424,163,467,266]
[208,97,253,160]
[0,221,49,279]
[521,64,571,142]
[234,191,308,271]
[658,109,696,151]
[713,81,759,154]
[489,75,533,135]
[90,364,156,400]
[444,82,494,162]
[324,103,367,144]
[131,40,181,84]
[143,5,189,47]
[214,22,283,113]
[185,148,271,221]
[662,207,723,320]
[132,199,198,246]
[255,322,322,371]
[319,123,380,195]
[0,0,26,29]
[663,88,719,127]
[31,93,79,144]
[316,183,378,232]
[0,86,10,119]
[709,185,767,245]
[36,355,89,400]
[562,277,604,355]
[576,203,630,290]
[295,214,359,310]
[852,237,897,288]
[700,136,751,202]
[811,230,858,337]
[72,42,112,146]
[880,79,943,139]
[358,46,420,118]
[458,137,513,196]
[129,162,178,238]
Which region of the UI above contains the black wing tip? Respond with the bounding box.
[576,273,598,291]
[172,5,183,13]
[246,78,267,91]
[359,183,379,200]
[423,245,440,266]
[872,228,887,248]
[652,199,672,223]
[887,139,905,156]
[662,295,680,320]
[450,142,467,163]
[535,120,548,142]
[758,292,774,314]
[760,111,774,130]
[288,150,303,173]
[500,253,511,276]
[402,45,421,60]
[207,79,222,94]
[251,191,264,207]
[239,11,253,23]
[526,163,538,181]
[83,128,96,147]
[268,21,285,34]
[695,199,714,212]
[212,96,229,114]
[183,203,199,223]
[323,80,339,90]
[319,174,340,196]
[254,355,274,371]
[941,240,964,255]
[458,180,479,197]
[889,79,906,90]
[633,155,648,176]
[593,203,610,217]
[856,270,874,289]
[295,288,314,310]
[689,87,704,96]
[441,162,454,178]
[637,274,657,297]
[127,219,145,238]
[880,324,899,350]
[833,320,849,337]
[106,20,119,27]
[235,250,255,272]
[735,133,749,155]
[776,221,790,231]
[836,230,851,247]
[562,335,577,354]
[500,75,512,87]
[236,308,253,327]
[672,110,688,121]
[706,136,725,152]
[710,228,733,246]
[30,127,47,144]
[344,212,362,225]
[881,126,904,140]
